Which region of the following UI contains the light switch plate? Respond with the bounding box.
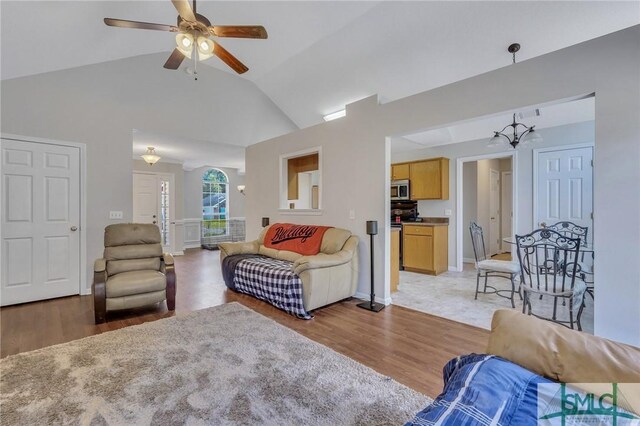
[349,209,356,220]
[444,209,452,216]
[109,211,123,220]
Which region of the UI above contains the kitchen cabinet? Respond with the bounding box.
[409,158,449,200]
[402,224,448,275]
[391,163,410,180]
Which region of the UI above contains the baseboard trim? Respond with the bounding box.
[354,292,392,306]
[183,242,201,249]
[172,250,185,256]
[448,266,462,272]
[463,257,476,264]
[80,287,92,296]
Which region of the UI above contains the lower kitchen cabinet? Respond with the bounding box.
[402,224,448,275]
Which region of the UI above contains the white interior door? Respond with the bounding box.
[1,139,81,306]
[536,146,593,233]
[488,169,500,256]
[501,171,513,253]
[133,172,173,253]
[133,173,158,224]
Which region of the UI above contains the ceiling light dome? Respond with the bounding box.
[141,147,161,166]
[175,33,194,59]
[197,36,214,60]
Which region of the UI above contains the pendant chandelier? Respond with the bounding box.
[488,43,543,149]
[141,147,161,166]
[488,112,543,149]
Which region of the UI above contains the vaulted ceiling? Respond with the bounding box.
[1,1,638,166]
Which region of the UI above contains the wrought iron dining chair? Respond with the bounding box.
[515,229,587,330]
[469,222,521,308]
[547,221,594,300]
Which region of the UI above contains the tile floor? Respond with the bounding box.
[391,263,594,334]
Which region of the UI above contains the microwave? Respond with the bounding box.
[391,180,410,201]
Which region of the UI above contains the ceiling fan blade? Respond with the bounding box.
[212,40,249,74]
[171,0,196,22]
[209,25,268,39]
[163,49,185,70]
[212,41,248,74]
[104,18,178,32]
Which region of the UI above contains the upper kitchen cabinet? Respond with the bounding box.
[391,163,410,180]
[407,157,450,200]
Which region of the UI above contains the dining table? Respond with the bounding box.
[502,237,595,253]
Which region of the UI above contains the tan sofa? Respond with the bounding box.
[93,224,176,323]
[219,225,359,311]
[488,309,640,415]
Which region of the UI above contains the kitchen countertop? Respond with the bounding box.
[401,218,449,227]
[402,222,449,227]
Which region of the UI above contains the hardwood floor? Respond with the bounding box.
[0,248,489,397]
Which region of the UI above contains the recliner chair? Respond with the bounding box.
[93,223,176,324]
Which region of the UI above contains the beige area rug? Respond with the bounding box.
[392,266,594,334]
[1,303,430,425]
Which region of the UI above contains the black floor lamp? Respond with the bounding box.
[357,220,385,312]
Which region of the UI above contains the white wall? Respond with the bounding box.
[476,158,501,255]
[245,26,640,346]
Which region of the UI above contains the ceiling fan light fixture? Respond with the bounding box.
[141,147,161,166]
[175,33,194,58]
[196,36,214,60]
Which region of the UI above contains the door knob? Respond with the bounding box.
[153,221,157,224]
[153,215,157,218]
[540,222,547,228]
[70,226,78,231]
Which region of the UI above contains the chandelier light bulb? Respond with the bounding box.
[182,37,192,48]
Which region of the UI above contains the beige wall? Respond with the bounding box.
[246,26,640,346]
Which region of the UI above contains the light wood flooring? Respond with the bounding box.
[0,248,489,397]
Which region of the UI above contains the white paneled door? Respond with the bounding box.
[536,146,593,232]
[1,139,81,306]
[133,172,174,253]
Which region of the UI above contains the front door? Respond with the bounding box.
[1,138,81,306]
[536,146,593,232]
[133,173,173,253]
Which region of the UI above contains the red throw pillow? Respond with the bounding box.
[264,223,333,256]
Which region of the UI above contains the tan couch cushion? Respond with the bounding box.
[107,257,161,276]
[258,246,303,262]
[487,309,640,413]
[106,270,166,298]
[105,223,161,247]
[104,243,162,261]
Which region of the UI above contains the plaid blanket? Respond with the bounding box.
[234,256,312,319]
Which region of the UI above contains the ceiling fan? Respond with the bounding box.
[104,0,267,74]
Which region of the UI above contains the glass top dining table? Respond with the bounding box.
[502,237,595,253]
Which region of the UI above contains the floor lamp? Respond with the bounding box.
[357,220,385,312]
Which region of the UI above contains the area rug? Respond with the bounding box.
[0,302,430,425]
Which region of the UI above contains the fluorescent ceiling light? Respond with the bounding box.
[323,109,346,122]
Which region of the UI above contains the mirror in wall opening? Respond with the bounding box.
[202,168,228,236]
[280,148,321,210]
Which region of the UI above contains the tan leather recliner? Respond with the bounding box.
[93,223,176,324]
[219,225,359,312]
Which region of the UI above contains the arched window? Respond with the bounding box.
[202,169,228,236]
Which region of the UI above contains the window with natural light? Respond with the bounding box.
[202,168,228,237]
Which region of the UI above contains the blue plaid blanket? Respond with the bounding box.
[406,354,639,425]
[234,256,312,319]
